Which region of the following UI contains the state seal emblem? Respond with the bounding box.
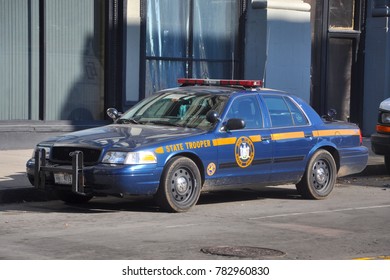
[235,136,255,168]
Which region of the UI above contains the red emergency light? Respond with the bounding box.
[178,78,263,88]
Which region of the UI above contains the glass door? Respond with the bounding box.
[44,0,105,121]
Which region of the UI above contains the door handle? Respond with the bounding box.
[262,136,271,141]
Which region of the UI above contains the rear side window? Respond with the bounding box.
[263,95,308,127]
[284,97,309,126]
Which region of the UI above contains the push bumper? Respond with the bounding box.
[27,149,162,197]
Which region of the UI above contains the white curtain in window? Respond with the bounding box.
[146,0,240,96]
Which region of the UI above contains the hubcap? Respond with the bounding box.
[312,159,330,191]
[175,176,188,195]
[315,167,327,184]
[170,167,195,203]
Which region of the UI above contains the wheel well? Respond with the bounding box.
[318,146,340,171]
[168,153,205,185]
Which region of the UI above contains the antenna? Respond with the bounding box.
[232,52,234,80]
[262,27,270,87]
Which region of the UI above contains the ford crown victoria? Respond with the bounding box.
[26,79,368,212]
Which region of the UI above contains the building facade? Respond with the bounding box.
[0,0,388,136]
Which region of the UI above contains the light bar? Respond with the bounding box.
[178,78,263,88]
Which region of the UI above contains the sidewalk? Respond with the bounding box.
[0,139,386,204]
[0,149,57,203]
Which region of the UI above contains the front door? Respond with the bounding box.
[213,95,273,187]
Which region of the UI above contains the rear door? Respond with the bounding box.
[261,95,317,183]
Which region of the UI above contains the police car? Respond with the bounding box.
[26,78,368,212]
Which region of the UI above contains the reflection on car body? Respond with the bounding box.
[26,79,368,212]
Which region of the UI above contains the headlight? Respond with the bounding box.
[125,151,157,164]
[102,151,128,164]
[32,145,52,159]
[102,151,157,165]
[381,112,390,124]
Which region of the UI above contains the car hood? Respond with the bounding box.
[380,98,390,111]
[46,124,206,150]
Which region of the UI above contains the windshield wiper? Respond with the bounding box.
[146,120,183,127]
[117,118,141,124]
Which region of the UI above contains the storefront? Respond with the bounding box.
[1,0,389,137]
[0,0,111,121]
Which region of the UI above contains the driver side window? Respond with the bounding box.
[225,96,263,129]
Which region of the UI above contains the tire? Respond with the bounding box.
[155,157,202,212]
[296,149,337,199]
[56,190,93,204]
[27,175,35,186]
[384,155,390,174]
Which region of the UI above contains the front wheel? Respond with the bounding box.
[155,157,202,212]
[296,149,337,199]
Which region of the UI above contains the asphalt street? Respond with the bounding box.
[0,139,389,260]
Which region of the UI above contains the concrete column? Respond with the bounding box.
[363,0,390,135]
[245,0,311,102]
[125,0,141,103]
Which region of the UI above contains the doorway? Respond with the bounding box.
[309,0,365,125]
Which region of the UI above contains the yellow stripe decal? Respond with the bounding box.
[271,131,305,141]
[313,129,360,137]
[155,147,164,154]
[157,129,359,153]
[212,137,237,146]
[249,135,262,142]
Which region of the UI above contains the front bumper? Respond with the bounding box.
[371,133,390,155]
[26,149,162,197]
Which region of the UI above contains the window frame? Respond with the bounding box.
[262,95,310,128]
[140,0,247,100]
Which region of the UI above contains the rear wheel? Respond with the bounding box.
[296,149,337,199]
[56,190,93,204]
[27,175,34,186]
[155,157,201,212]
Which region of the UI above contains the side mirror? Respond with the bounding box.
[225,118,246,131]
[327,109,337,119]
[206,110,220,124]
[322,108,337,121]
[106,108,120,121]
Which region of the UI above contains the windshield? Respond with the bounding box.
[119,89,229,130]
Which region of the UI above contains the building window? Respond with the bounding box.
[329,0,355,30]
[0,0,108,121]
[145,0,243,97]
[45,0,105,120]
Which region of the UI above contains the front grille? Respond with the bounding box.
[51,146,102,165]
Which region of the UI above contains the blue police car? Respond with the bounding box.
[26,78,368,212]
